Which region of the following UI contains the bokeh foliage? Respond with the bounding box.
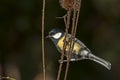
[0,0,120,80]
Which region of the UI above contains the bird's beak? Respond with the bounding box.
[46,35,51,38]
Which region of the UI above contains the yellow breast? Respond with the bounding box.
[57,36,82,54]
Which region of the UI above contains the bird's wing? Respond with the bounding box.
[74,37,87,47]
[66,33,86,47]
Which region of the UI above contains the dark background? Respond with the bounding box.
[0,0,120,80]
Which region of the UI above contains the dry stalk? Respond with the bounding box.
[42,0,46,79]
[57,0,82,80]
[57,10,71,80]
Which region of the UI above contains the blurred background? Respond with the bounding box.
[0,0,120,80]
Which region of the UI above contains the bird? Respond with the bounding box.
[46,28,111,70]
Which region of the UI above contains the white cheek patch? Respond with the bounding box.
[53,32,62,39]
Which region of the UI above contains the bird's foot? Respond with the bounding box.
[58,59,64,63]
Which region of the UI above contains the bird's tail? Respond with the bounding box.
[84,53,111,70]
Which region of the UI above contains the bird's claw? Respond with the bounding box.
[58,60,64,63]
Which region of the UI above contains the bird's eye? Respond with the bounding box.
[49,32,55,36]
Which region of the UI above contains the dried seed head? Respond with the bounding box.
[59,0,74,10]
[59,0,81,11]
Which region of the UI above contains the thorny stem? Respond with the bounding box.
[74,0,81,34]
[64,9,76,80]
[57,0,82,80]
[57,11,71,80]
[42,0,46,79]
[64,0,82,80]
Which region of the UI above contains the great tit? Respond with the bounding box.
[46,28,111,70]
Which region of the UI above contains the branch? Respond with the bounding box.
[42,0,46,79]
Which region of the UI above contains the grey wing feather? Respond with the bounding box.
[75,37,92,53]
[75,37,87,47]
[67,33,87,47]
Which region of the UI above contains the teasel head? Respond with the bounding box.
[59,0,81,11]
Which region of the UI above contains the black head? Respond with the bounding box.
[46,28,64,44]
